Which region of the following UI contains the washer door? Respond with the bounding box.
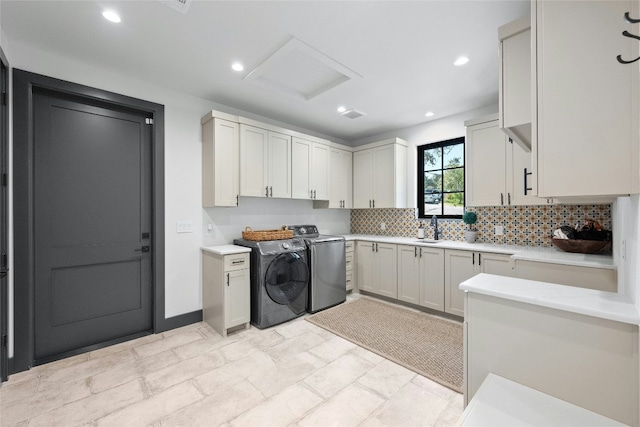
[264,252,309,307]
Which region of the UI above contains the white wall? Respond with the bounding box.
[3,39,352,331]
[353,105,497,208]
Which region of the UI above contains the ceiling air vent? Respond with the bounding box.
[341,109,366,119]
[157,0,192,14]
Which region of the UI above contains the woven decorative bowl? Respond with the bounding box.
[551,238,611,254]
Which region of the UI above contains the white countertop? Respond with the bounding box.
[341,234,615,270]
[460,273,640,325]
[460,373,627,427]
[201,245,251,256]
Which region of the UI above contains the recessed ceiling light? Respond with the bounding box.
[231,62,244,72]
[454,56,469,66]
[337,106,347,113]
[425,111,435,117]
[102,10,121,23]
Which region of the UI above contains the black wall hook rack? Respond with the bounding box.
[617,12,640,64]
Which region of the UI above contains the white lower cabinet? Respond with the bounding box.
[515,260,616,292]
[445,250,514,317]
[345,241,355,292]
[397,245,444,311]
[356,241,397,298]
[202,251,251,337]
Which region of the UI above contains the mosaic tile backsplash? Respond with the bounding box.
[350,204,612,247]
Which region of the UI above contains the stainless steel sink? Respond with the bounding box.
[413,239,442,244]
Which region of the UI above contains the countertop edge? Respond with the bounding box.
[201,245,252,256]
[460,273,640,325]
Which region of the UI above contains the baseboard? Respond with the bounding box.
[156,310,203,333]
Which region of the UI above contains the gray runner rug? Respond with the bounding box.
[306,297,463,393]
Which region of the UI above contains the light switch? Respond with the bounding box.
[176,221,193,233]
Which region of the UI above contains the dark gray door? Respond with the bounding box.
[33,90,152,362]
[0,53,8,381]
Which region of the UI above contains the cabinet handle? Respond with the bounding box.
[372,243,375,252]
[372,200,375,208]
[500,193,504,206]
[314,190,317,199]
[265,186,269,197]
[478,253,482,265]
[375,243,378,252]
[369,200,372,208]
[226,273,230,286]
[473,253,475,265]
[270,186,273,197]
[524,168,533,196]
[508,193,511,205]
[236,195,239,206]
[415,247,417,257]
[420,248,422,258]
[231,260,244,265]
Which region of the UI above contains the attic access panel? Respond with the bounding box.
[244,37,362,100]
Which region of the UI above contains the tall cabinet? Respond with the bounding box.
[353,138,407,209]
[532,0,639,198]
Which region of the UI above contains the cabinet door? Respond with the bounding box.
[311,142,330,200]
[466,120,507,207]
[355,241,376,292]
[268,131,292,198]
[329,148,343,208]
[225,269,250,328]
[372,145,395,208]
[291,137,312,199]
[534,0,639,197]
[353,149,373,208]
[376,243,398,298]
[240,125,268,197]
[478,252,514,277]
[419,247,445,311]
[444,249,476,317]
[397,245,420,304]
[202,118,239,207]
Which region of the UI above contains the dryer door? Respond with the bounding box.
[264,252,309,313]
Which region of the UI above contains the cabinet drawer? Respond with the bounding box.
[224,253,250,271]
[345,253,353,272]
[346,272,354,291]
[345,241,354,252]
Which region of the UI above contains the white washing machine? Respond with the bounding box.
[233,238,309,329]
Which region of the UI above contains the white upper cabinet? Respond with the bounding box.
[202,115,240,207]
[240,124,291,198]
[291,137,330,201]
[499,16,532,151]
[353,138,407,209]
[329,147,352,208]
[532,0,639,198]
[467,115,549,207]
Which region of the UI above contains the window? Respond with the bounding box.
[418,137,465,218]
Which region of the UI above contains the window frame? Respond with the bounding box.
[417,136,465,219]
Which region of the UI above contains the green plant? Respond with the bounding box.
[462,211,478,230]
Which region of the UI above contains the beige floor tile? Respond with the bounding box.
[298,383,384,427]
[160,380,264,427]
[411,374,460,401]
[88,334,163,360]
[171,331,235,361]
[264,331,326,362]
[241,328,286,350]
[38,349,137,390]
[0,375,40,405]
[349,346,385,365]
[303,353,375,398]
[90,349,181,394]
[145,350,226,394]
[1,377,91,425]
[219,338,260,362]
[134,330,203,359]
[229,383,323,427]
[194,351,277,395]
[273,318,320,339]
[161,322,208,338]
[27,379,145,427]
[362,381,451,426]
[247,351,326,398]
[357,359,416,399]
[308,335,357,362]
[434,395,465,426]
[95,381,204,427]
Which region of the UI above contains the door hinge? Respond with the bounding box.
[145,118,154,125]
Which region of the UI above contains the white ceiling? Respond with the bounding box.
[1,0,530,143]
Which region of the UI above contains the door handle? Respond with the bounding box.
[500,193,504,205]
[265,186,269,197]
[478,253,482,265]
[420,248,422,258]
[524,168,533,196]
[135,246,150,253]
[226,273,230,286]
[270,186,273,197]
[415,247,417,257]
[472,253,475,265]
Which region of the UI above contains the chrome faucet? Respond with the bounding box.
[430,215,439,240]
